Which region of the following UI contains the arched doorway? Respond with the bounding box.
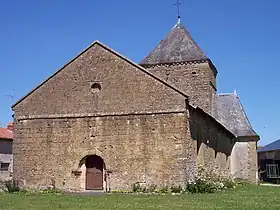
[85,155,105,190]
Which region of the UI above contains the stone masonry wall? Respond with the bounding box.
[13,112,197,191]
[189,108,234,176]
[144,62,216,114]
[12,42,198,191]
[231,140,258,182]
[13,43,187,118]
[248,141,258,182]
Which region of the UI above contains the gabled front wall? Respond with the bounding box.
[13,112,196,191]
[13,43,187,118]
[12,43,196,191]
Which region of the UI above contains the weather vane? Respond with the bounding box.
[173,0,184,19]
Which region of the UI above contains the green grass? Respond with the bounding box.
[0,186,280,210]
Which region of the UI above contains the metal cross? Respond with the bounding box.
[173,0,184,19]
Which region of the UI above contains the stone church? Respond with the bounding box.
[12,19,259,192]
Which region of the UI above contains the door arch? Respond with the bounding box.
[85,155,105,190]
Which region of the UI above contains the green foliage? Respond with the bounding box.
[131,169,238,195]
[4,179,20,193]
[132,182,141,193]
[223,178,236,189]
[234,178,252,186]
[158,186,169,194]
[185,166,237,194]
[148,184,157,193]
[111,190,132,194]
[131,183,158,193]
[170,185,183,193]
[40,189,62,195]
[0,186,279,209]
[185,178,216,193]
[140,186,149,193]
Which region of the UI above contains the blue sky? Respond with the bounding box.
[0,0,279,146]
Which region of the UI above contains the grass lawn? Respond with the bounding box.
[0,186,280,210]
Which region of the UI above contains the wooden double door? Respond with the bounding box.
[86,155,104,190]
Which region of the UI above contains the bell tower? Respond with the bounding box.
[140,19,217,114]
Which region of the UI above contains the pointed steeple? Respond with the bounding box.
[140,20,208,66]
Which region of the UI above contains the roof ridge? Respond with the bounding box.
[180,24,206,58]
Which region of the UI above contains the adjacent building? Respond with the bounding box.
[258,140,280,183]
[0,123,13,182]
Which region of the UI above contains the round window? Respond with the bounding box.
[91,83,101,93]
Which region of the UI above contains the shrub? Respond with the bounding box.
[148,184,157,193]
[132,182,141,193]
[111,189,131,194]
[131,170,237,195]
[140,186,149,193]
[132,183,157,193]
[185,166,237,194]
[222,178,236,189]
[170,185,183,193]
[185,178,216,194]
[158,186,169,194]
[4,179,20,193]
[234,178,252,186]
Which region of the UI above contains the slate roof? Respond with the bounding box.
[140,20,208,66]
[258,139,280,152]
[214,93,258,137]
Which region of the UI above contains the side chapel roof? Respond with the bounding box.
[214,93,258,138]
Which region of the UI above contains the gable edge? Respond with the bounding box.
[12,41,189,109]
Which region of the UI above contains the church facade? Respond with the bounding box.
[12,20,259,191]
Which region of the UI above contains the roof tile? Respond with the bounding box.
[0,127,13,140]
